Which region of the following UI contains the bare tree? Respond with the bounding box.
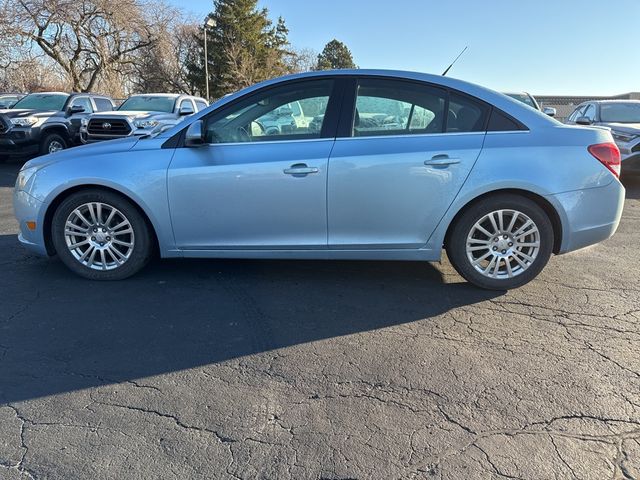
[0,0,156,92]
[286,48,318,73]
[128,10,202,95]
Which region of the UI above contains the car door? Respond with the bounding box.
[168,78,342,250]
[327,78,488,249]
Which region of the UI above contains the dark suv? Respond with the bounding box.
[0,92,115,161]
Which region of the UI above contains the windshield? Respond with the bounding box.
[600,103,640,123]
[118,96,176,113]
[12,93,68,111]
[505,93,538,109]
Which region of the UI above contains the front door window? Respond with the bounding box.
[205,80,334,143]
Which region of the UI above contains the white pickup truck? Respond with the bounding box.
[81,93,208,143]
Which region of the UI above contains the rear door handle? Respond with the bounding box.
[284,164,319,175]
[424,154,461,166]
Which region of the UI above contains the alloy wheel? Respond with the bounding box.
[48,140,64,153]
[465,209,541,279]
[64,202,135,271]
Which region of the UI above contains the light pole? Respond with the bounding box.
[203,17,216,101]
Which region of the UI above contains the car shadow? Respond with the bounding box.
[0,233,503,403]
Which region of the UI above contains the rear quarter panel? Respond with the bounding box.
[425,124,617,253]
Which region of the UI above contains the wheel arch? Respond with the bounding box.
[43,184,160,256]
[443,188,563,254]
[41,124,71,142]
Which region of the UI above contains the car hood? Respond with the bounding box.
[602,123,640,134]
[24,136,140,170]
[0,108,62,119]
[97,110,176,120]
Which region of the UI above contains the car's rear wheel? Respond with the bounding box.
[446,194,554,290]
[51,190,153,280]
[40,133,67,155]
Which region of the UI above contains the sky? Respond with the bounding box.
[167,0,640,96]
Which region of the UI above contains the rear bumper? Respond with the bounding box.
[551,179,625,254]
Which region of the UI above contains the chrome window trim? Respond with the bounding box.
[198,129,528,147]
[203,137,332,147]
[336,131,488,141]
[485,130,531,136]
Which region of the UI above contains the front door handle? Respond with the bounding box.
[284,164,319,175]
[424,154,461,166]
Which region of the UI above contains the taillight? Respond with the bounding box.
[588,142,621,178]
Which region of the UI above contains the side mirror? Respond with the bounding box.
[543,107,556,117]
[184,120,204,147]
[576,116,592,125]
[179,105,195,116]
[67,105,85,115]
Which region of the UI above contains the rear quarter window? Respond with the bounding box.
[487,109,528,131]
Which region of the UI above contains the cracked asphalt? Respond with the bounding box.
[0,160,639,479]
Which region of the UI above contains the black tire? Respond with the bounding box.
[51,189,153,280]
[40,133,68,155]
[446,194,554,290]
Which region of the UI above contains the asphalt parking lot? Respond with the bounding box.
[0,160,639,480]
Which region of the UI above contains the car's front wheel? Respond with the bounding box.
[51,189,153,280]
[446,194,554,290]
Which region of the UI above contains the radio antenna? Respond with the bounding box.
[442,46,468,76]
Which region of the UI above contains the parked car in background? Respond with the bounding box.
[504,92,556,117]
[0,93,25,109]
[14,70,624,289]
[566,100,640,175]
[81,93,208,142]
[0,92,115,160]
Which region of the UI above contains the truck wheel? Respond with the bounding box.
[40,133,68,155]
[446,194,554,290]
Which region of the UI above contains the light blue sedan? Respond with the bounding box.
[13,70,625,289]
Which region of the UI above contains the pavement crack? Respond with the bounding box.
[91,397,235,444]
[4,405,35,480]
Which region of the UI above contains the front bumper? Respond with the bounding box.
[13,189,48,256]
[0,128,40,157]
[551,178,625,254]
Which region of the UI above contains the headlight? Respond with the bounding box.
[11,116,39,127]
[81,118,89,127]
[612,130,639,143]
[16,166,39,190]
[134,119,159,129]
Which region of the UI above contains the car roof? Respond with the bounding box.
[128,93,182,98]
[576,99,640,106]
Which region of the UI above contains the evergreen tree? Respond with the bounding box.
[187,0,292,99]
[316,39,357,70]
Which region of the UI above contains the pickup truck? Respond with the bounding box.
[81,94,208,142]
[0,92,115,160]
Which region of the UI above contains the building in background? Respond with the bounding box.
[535,92,640,122]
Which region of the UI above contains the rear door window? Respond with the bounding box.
[351,79,490,136]
[94,97,114,111]
[446,93,489,132]
[352,79,447,136]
